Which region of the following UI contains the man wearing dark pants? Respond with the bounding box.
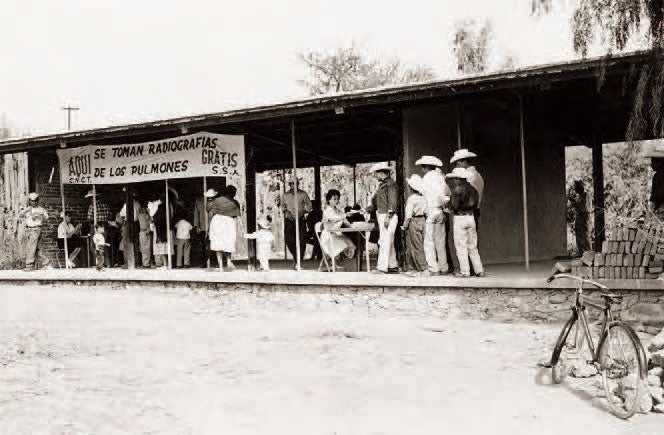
[280,175,312,268]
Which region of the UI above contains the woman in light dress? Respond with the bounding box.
[320,189,355,262]
[207,186,242,272]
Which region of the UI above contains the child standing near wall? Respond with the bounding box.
[447,167,485,278]
[174,215,193,268]
[93,224,110,271]
[244,217,275,271]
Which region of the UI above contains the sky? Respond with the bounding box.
[0,0,618,137]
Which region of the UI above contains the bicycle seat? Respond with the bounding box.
[600,293,623,304]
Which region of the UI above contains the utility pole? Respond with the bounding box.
[61,105,79,131]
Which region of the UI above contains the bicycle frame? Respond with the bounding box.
[550,274,611,367]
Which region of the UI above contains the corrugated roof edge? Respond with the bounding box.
[0,50,650,152]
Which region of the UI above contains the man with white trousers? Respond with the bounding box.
[416,156,451,276]
[368,162,399,274]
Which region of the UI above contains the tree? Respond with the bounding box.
[452,19,493,74]
[297,44,436,95]
[531,0,664,141]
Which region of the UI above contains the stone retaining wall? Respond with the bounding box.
[5,280,664,324]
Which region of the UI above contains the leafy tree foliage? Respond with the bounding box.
[297,45,436,95]
[532,0,664,141]
[452,19,493,74]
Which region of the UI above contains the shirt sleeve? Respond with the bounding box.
[405,196,414,219]
[387,183,398,212]
[193,201,200,227]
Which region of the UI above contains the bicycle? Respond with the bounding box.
[543,273,648,419]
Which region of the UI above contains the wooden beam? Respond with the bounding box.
[519,95,530,271]
[592,137,606,251]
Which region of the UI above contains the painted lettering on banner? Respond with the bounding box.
[56,132,245,185]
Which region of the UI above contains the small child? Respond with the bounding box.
[174,216,193,268]
[447,167,485,278]
[244,217,275,271]
[92,224,110,271]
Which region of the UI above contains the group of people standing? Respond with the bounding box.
[370,149,485,277]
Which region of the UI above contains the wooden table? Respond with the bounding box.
[322,224,376,272]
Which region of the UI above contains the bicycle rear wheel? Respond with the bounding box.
[598,322,646,419]
[551,314,582,384]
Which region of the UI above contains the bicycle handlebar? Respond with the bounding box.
[547,273,608,290]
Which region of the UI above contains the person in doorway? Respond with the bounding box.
[20,192,51,271]
[450,149,483,231]
[58,211,83,267]
[280,175,312,267]
[207,186,241,272]
[402,174,428,276]
[447,167,485,278]
[174,214,193,268]
[416,155,451,276]
[244,216,275,271]
[93,223,110,271]
[85,189,114,267]
[646,151,664,217]
[137,200,152,268]
[569,180,591,255]
[367,162,399,274]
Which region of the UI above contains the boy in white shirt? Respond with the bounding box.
[175,216,193,268]
[244,217,275,271]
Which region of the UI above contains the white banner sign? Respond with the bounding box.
[56,132,245,185]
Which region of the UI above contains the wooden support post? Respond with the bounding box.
[165,179,172,270]
[281,168,287,260]
[456,103,462,150]
[125,184,135,269]
[352,164,357,205]
[92,184,97,225]
[592,139,606,251]
[245,144,257,270]
[519,95,530,271]
[203,176,209,269]
[59,169,69,269]
[291,119,301,271]
[314,164,321,206]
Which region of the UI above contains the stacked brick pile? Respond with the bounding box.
[570,224,664,279]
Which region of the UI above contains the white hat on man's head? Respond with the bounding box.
[446,167,471,180]
[406,174,424,192]
[204,188,218,198]
[450,149,477,164]
[28,192,39,201]
[415,155,443,167]
[84,189,94,198]
[369,162,393,173]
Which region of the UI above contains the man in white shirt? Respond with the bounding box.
[175,217,193,268]
[21,192,51,271]
[416,156,451,275]
[450,149,484,231]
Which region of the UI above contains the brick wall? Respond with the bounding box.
[31,150,89,264]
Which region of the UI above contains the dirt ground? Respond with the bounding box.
[0,284,661,434]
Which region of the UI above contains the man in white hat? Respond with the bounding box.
[280,175,312,267]
[450,149,484,231]
[367,162,400,273]
[447,168,484,278]
[416,155,451,275]
[403,174,428,275]
[20,192,51,271]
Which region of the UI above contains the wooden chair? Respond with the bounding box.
[314,221,334,272]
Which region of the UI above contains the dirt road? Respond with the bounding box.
[0,284,660,434]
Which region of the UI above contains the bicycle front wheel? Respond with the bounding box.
[598,322,646,419]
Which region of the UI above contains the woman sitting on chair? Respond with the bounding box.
[320,189,356,263]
